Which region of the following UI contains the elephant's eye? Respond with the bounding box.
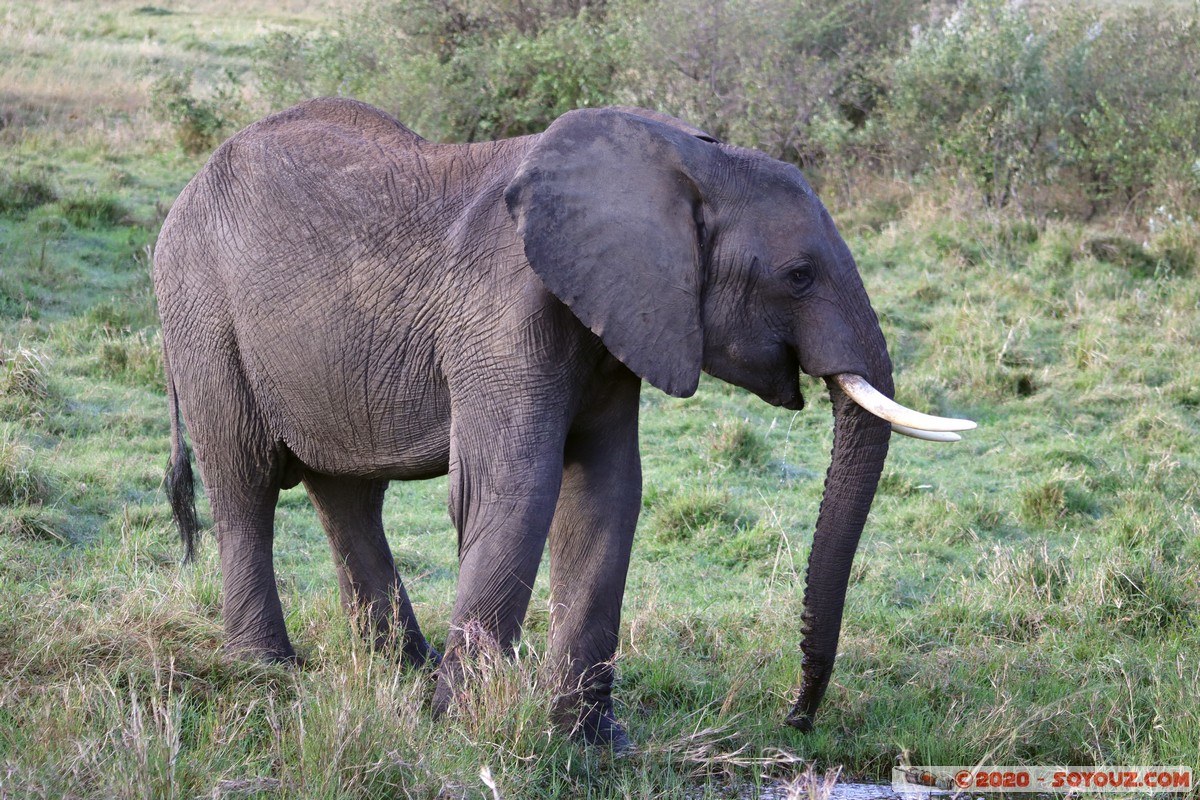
[785,261,815,295]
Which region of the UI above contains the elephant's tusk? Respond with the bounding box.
[833,373,977,435]
[890,423,962,443]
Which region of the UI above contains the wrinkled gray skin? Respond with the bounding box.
[154,98,893,746]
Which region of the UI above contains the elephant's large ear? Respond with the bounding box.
[505,108,716,398]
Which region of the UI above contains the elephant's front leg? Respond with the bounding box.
[432,421,565,717]
[545,377,641,749]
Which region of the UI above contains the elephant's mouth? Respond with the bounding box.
[830,373,976,442]
[764,358,805,410]
[776,383,805,411]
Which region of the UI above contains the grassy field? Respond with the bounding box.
[2,2,1198,798]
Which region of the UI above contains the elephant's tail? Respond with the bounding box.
[165,365,199,564]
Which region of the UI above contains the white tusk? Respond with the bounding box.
[833,373,977,434]
[891,424,962,443]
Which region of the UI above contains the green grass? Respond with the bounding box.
[2,3,1199,798]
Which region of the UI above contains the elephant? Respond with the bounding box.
[153,97,973,747]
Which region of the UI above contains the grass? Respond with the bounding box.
[1,2,1198,798]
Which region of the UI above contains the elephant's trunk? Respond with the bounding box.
[786,379,891,730]
[786,268,895,731]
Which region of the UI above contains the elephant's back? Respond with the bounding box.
[254,97,427,144]
[154,100,470,481]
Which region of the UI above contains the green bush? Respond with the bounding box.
[706,418,772,471]
[647,486,753,546]
[58,192,128,229]
[883,0,1055,207]
[451,12,625,140]
[882,1,1200,213]
[0,171,57,216]
[616,0,923,166]
[1055,9,1200,207]
[254,0,626,142]
[0,506,68,543]
[1144,206,1199,277]
[97,330,164,389]
[253,26,391,108]
[0,344,56,419]
[247,0,1200,218]
[0,427,57,507]
[149,70,246,155]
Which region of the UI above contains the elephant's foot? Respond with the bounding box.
[394,626,441,671]
[224,636,297,666]
[430,651,465,719]
[551,691,633,753]
[570,705,633,754]
[370,623,442,671]
[430,680,451,718]
[409,643,442,671]
[784,708,815,733]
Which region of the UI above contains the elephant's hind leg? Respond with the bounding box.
[210,475,295,662]
[303,471,439,667]
[173,339,295,663]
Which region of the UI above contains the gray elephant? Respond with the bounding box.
[153,98,972,747]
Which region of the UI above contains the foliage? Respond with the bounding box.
[249,0,1200,216]
[149,69,247,155]
[254,0,627,141]
[58,192,128,229]
[614,0,925,166]
[1054,8,1200,206]
[883,0,1054,207]
[880,0,1200,212]
[646,486,751,545]
[1,344,54,414]
[0,425,57,507]
[0,171,57,216]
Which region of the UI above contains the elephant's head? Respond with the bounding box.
[505,108,973,730]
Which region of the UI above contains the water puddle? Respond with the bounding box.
[732,782,923,799]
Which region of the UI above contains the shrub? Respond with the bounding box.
[881,1,1200,214]
[1054,9,1200,208]
[246,0,1200,218]
[615,0,923,166]
[883,0,1055,207]
[0,506,68,543]
[0,171,57,216]
[149,70,246,155]
[253,27,390,108]
[97,330,164,389]
[1093,556,1196,635]
[704,520,780,571]
[1143,206,1199,278]
[0,344,56,418]
[1,345,51,404]
[647,486,755,546]
[254,0,626,142]
[58,192,128,229]
[1019,475,1096,529]
[0,427,57,507]
[449,12,626,140]
[1082,235,1159,278]
[706,418,772,471]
